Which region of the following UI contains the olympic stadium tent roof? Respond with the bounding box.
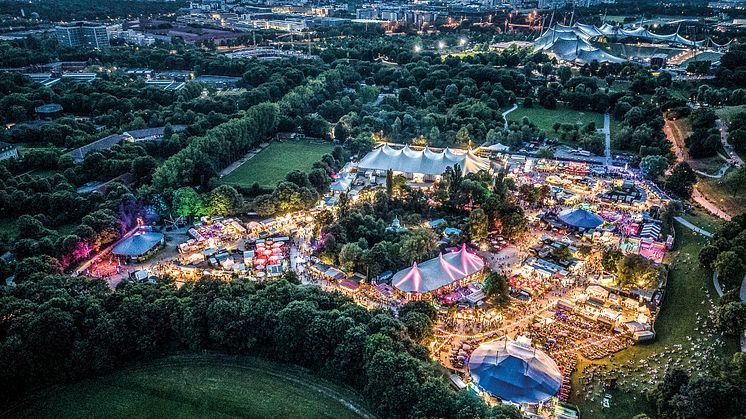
[112,232,164,257]
[392,244,484,294]
[535,22,704,64]
[468,338,562,404]
[558,208,604,229]
[358,144,489,176]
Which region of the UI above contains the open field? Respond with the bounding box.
[681,210,726,234]
[507,105,605,141]
[4,354,370,419]
[715,105,746,126]
[570,226,739,418]
[697,171,746,219]
[222,140,334,188]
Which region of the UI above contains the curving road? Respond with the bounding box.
[501,103,518,129]
[717,119,743,168]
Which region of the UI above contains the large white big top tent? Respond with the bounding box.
[357,144,489,180]
[468,338,562,405]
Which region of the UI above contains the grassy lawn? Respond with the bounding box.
[715,105,746,126]
[681,210,725,234]
[5,354,370,419]
[697,171,746,218]
[222,140,334,188]
[570,226,739,418]
[507,105,605,141]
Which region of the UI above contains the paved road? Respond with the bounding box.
[603,112,611,167]
[717,119,743,168]
[673,216,713,237]
[502,103,518,129]
[694,163,730,179]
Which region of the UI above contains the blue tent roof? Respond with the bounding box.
[468,339,562,404]
[558,208,603,229]
[112,232,164,256]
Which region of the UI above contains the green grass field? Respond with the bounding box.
[507,105,605,141]
[5,354,370,419]
[570,226,739,418]
[222,140,334,188]
[681,210,726,234]
[697,171,746,219]
[715,105,746,126]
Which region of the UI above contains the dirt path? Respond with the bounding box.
[665,119,733,219]
[219,143,269,178]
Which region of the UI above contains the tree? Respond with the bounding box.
[483,272,510,307]
[386,168,394,196]
[699,245,720,269]
[339,243,364,271]
[207,185,243,216]
[536,147,554,159]
[400,228,438,263]
[640,155,669,180]
[468,209,488,243]
[455,127,472,146]
[399,301,438,321]
[602,249,624,272]
[14,255,62,282]
[281,270,301,285]
[713,251,745,290]
[172,187,204,218]
[665,162,697,199]
[715,302,746,335]
[402,311,433,343]
[616,253,664,289]
[653,368,690,418]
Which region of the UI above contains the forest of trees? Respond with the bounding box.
[0,275,520,419]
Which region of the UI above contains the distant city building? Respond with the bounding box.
[0,141,18,161]
[708,0,745,9]
[356,7,378,20]
[55,22,110,48]
[538,0,566,9]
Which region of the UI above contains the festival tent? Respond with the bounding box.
[557,208,604,229]
[112,232,164,258]
[392,244,484,294]
[358,144,489,177]
[468,338,562,404]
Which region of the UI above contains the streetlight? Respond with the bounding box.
[414,45,422,53]
[438,41,445,49]
[459,38,467,46]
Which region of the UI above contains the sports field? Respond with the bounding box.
[507,105,605,141]
[222,140,334,187]
[5,354,371,419]
[570,225,739,418]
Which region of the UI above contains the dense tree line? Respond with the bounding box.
[151,68,348,190]
[698,213,746,291]
[0,275,520,419]
[650,351,746,419]
[684,108,720,159]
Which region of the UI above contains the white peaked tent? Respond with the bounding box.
[392,244,484,294]
[468,338,562,404]
[358,144,489,177]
